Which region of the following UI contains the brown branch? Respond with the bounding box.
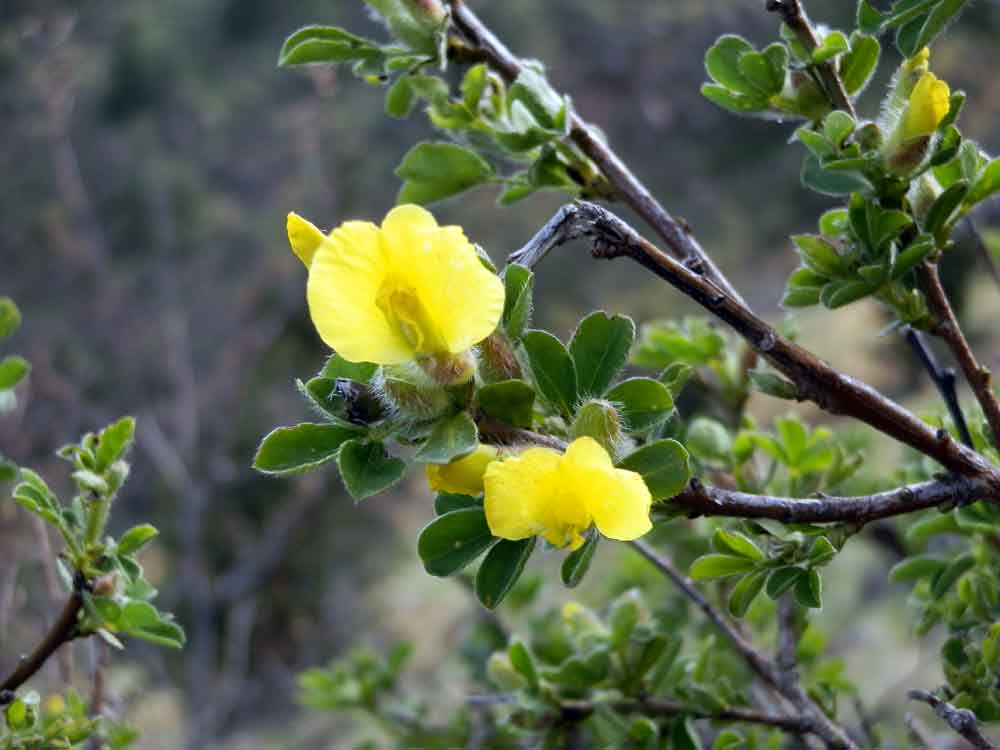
[764,0,856,117]
[919,261,1000,452]
[509,202,1000,491]
[0,588,83,695]
[446,1,747,309]
[908,690,997,750]
[629,540,857,749]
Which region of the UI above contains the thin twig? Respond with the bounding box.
[764,0,856,117]
[904,327,974,448]
[0,586,84,694]
[510,201,1000,491]
[908,689,997,750]
[629,540,858,749]
[919,261,1000,452]
[446,1,747,309]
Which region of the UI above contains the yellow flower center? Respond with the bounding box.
[375,279,448,354]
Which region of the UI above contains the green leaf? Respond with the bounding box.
[930,553,975,597]
[823,111,856,146]
[801,155,872,196]
[509,67,566,131]
[117,524,158,556]
[812,30,849,63]
[385,75,416,118]
[729,569,768,618]
[792,234,845,277]
[502,264,534,339]
[819,208,849,236]
[434,492,480,515]
[820,279,874,309]
[461,63,489,111]
[840,33,880,95]
[254,423,361,475]
[95,416,136,470]
[796,127,835,159]
[809,536,838,567]
[794,568,823,608]
[522,330,578,417]
[905,0,971,57]
[477,379,535,429]
[714,729,746,750]
[857,0,886,34]
[712,529,764,561]
[476,537,535,609]
[414,412,478,464]
[891,234,936,279]
[690,554,757,580]
[700,84,769,115]
[888,554,948,582]
[0,297,21,340]
[748,370,800,400]
[686,417,732,461]
[704,35,757,95]
[618,439,690,499]
[672,716,705,750]
[279,25,382,67]
[395,142,495,205]
[0,356,29,390]
[336,439,407,501]
[766,566,804,599]
[508,639,540,691]
[417,507,496,577]
[737,50,783,96]
[120,601,185,649]
[605,378,673,431]
[968,158,1000,206]
[923,179,968,235]
[561,531,598,588]
[320,354,378,383]
[569,311,636,397]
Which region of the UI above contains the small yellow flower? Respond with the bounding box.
[288,205,505,365]
[483,437,652,550]
[902,71,950,141]
[426,444,499,495]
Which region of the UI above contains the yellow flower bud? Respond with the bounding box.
[426,444,499,496]
[288,205,505,366]
[902,72,951,141]
[483,437,652,550]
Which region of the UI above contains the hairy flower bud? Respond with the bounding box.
[375,365,451,421]
[879,49,951,176]
[570,399,627,459]
[478,330,523,383]
[908,173,943,227]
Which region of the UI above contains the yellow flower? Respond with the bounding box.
[426,444,499,495]
[483,437,652,550]
[287,205,505,365]
[902,71,950,141]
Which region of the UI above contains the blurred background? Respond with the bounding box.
[1,1,1000,748]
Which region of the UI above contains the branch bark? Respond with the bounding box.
[0,588,83,695]
[446,1,747,308]
[904,326,974,448]
[509,201,1000,491]
[919,261,1000,452]
[908,690,997,750]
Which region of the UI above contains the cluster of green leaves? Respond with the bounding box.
[278,12,606,207]
[702,28,877,122]
[0,297,27,480]
[10,418,184,650]
[857,0,973,58]
[2,691,138,750]
[257,262,691,608]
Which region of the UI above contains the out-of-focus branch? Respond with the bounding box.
[445,1,747,308]
[903,327,974,448]
[907,690,997,750]
[764,0,856,117]
[919,262,1000,452]
[509,202,1000,490]
[630,540,857,749]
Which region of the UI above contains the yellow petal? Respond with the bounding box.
[904,72,950,140]
[426,444,499,495]
[382,205,504,355]
[562,437,652,542]
[307,220,415,364]
[287,212,327,268]
[483,448,560,540]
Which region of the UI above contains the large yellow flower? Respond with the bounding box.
[483,437,652,550]
[902,71,950,141]
[287,205,505,365]
[426,444,499,496]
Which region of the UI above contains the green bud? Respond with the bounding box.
[478,330,523,383]
[774,70,831,122]
[376,365,451,421]
[364,0,445,55]
[854,122,883,153]
[570,399,627,458]
[486,652,527,691]
[686,417,732,463]
[907,173,942,226]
